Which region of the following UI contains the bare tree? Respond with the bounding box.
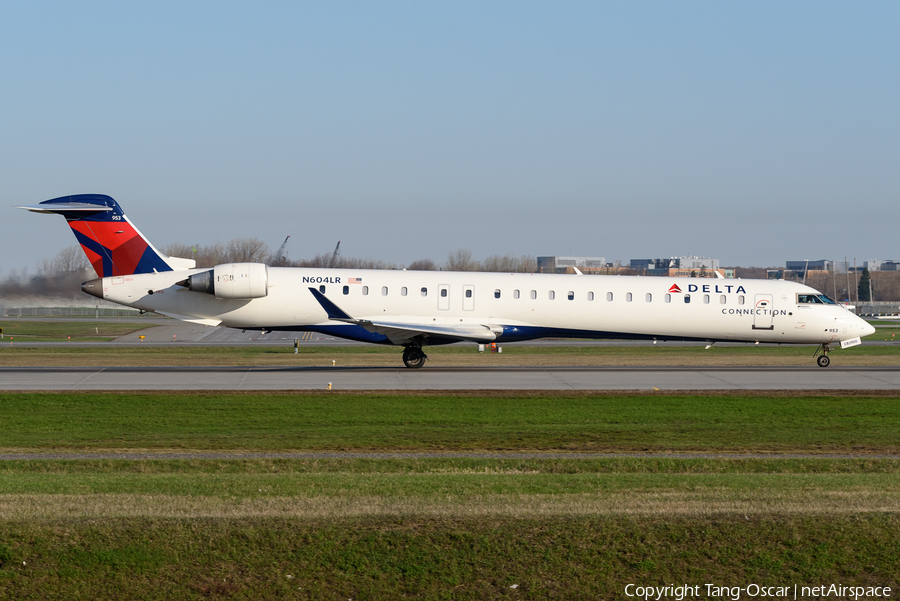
[481,254,537,273]
[407,259,437,271]
[446,248,476,272]
[225,237,270,263]
[161,242,195,260]
[38,246,91,274]
[291,254,398,270]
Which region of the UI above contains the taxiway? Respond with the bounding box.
[2,365,899,391]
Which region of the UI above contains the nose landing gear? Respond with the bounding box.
[402,345,427,369]
[814,344,832,367]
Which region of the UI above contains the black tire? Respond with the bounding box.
[817,355,830,368]
[403,347,426,369]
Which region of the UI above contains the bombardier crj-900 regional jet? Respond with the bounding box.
[21,194,875,368]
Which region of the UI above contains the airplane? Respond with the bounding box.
[19,194,875,368]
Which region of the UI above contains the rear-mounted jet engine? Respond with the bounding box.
[177,263,268,299]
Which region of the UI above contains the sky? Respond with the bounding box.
[2,1,898,276]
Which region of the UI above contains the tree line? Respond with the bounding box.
[6,242,900,303]
[160,239,537,273]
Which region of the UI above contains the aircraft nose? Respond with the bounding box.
[861,319,876,337]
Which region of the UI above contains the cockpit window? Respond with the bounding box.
[798,294,838,305]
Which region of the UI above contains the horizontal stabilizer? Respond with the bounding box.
[18,203,113,215]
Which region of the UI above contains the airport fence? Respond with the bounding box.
[855,302,900,317]
[1,306,150,318]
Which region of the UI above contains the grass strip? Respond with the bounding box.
[1,392,899,453]
[0,516,896,600]
[1,462,898,497]
[0,320,154,342]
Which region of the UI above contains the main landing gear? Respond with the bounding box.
[402,345,427,369]
[814,344,832,368]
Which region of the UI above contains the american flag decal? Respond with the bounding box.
[349,277,362,284]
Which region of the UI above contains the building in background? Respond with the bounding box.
[866,260,900,271]
[630,256,730,278]
[772,259,850,280]
[537,256,606,274]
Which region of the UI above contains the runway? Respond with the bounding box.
[3,365,899,391]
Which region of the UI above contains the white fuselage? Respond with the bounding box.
[91,267,873,346]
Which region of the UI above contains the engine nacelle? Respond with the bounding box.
[178,263,268,299]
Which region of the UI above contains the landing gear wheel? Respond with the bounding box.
[817,355,830,368]
[402,347,427,369]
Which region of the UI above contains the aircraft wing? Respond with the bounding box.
[155,311,223,327]
[308,287,501,344]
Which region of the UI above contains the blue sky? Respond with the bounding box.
[2,1,898,274]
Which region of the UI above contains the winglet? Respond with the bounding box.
[308,287,356,322]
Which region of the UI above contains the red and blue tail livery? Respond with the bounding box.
[18,194,194,277]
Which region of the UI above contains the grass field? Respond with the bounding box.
[2,515,896,600]
[0,319,150,342]
[1,391,899,453]
[1,391,898,599]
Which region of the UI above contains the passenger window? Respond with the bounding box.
[607,292,613,301]
[665,294,671,303]
[588,291,594,301]
[626,293,633,302]
[703,294,710,304]
[343,285,349,295]
[362,286,368,295]
[421,287,427,297]
[382,286,388,296]
[738,295,744,305]
[720,295,726,304]
[401,287,408,296]
[549,291,555,300]
[494,289,501,299]
[646,293,652,302]
[530,290,537,300]
[441,289,448,297]
[319,285,326,293]
[567,291,574,300]
[513,289,520,299]
[466,289,473,298]
[684,294,691,304]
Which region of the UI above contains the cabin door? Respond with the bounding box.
[438,284,450,311]
[752,294,774,330]
[462,285,474,311]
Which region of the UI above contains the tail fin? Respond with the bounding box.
[18,194,195,277]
